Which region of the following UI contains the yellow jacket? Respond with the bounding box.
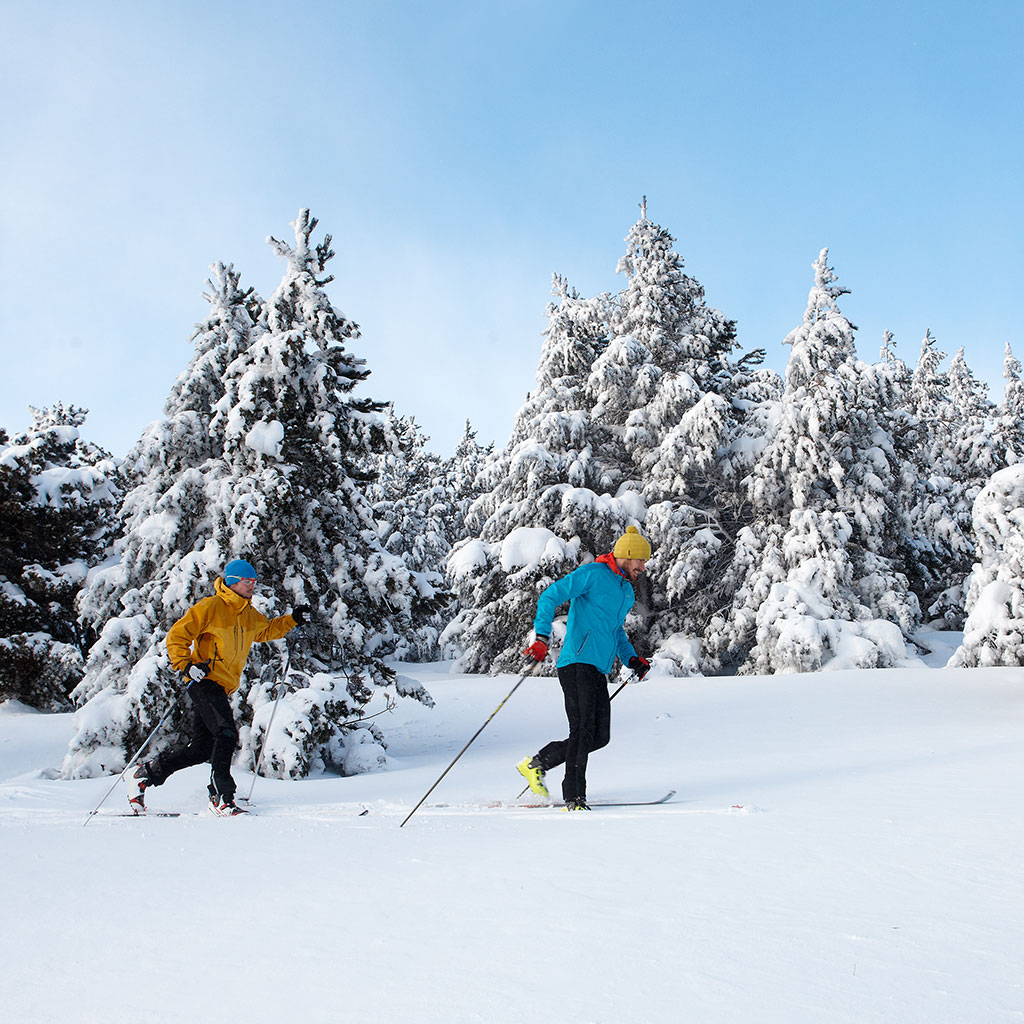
[166,577,297,695]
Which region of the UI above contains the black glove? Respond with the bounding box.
[291,605,311,626]
[186,660,211,683]
[628,655,650,681]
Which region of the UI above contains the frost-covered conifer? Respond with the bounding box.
[950,464,1024,667]
[841,358,920,631]
[993,343,1024,467]
[447,275,638,674]
[708,250,914,673]
[445,420,492,544]
[368,409,450,660]
[631,238,777,666]
[903,332,987,627]
[483,276,622,545]
[0,406,120,710]
[949,347,996,477]
[580,211,778,673]
[64,212,430,782]
[588,214,720,480]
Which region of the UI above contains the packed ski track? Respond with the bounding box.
[2,657,1023,1023]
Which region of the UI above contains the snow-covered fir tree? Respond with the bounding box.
[903,332,989,627]
[0,406,121,710]
[610,214,782,671]
[992,343,1024,468]
[949,347,998,479]
[642,356,784,674]
[448,214,785,679]
[446,275,639,674]
[367,408,450,660]
[587,213,705,484]
[950,463,1024,667]
[444,419,492,544]
[64,211,431,783]
[707,250,915,673]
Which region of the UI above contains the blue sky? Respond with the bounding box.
[2,0,1021,458]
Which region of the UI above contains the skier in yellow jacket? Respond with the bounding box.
[126,559,308,816]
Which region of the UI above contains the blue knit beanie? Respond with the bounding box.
[224,559,257,584]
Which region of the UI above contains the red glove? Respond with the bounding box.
[628,655,650,681]
[524,637,549,662]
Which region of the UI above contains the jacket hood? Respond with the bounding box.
[595,552,626,578]
[215,576,251,608]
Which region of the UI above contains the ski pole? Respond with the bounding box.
[243,683,283,802]
[243,644,291,803]
[400,662,537,828]
[513,676,632,801]
[82,682,188,826]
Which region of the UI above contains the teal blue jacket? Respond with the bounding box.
[533,554,637,674]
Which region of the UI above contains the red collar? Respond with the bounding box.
[596,552,626,578]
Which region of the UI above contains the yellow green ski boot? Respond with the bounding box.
[516,756,549,798]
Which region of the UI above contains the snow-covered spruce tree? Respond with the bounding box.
[64,212,431,782]
[0,406,121,710]
[367,408,450,661]
[950,464,1024,667]
[611,215,783,671]
[579,211,783,675]
[445,419,492,545]
[950,347,998,478]
[902,329,952,618]
[903,332,991,627]
[707,250,914,674]
[994,343,1024,467]
[872,330,926,626]
[446,275,638,674]
[840,356,922,633]
[587,214,705,485]
[641,349,783,674]
[218,213,431,775]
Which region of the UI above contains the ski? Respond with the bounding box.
[587,790,676,807]
[98,808,258,818]
[98,811,182,818]
[513,789,677,809]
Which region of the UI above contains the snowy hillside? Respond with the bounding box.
[2,658,1022,1024]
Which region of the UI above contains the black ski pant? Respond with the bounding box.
[535,662,611,802]
[147,679,239,801]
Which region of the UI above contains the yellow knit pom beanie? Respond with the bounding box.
[613,526,651,560]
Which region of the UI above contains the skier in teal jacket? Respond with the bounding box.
[517,526,652,810]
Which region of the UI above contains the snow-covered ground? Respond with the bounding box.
[2,658,1022,1024]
